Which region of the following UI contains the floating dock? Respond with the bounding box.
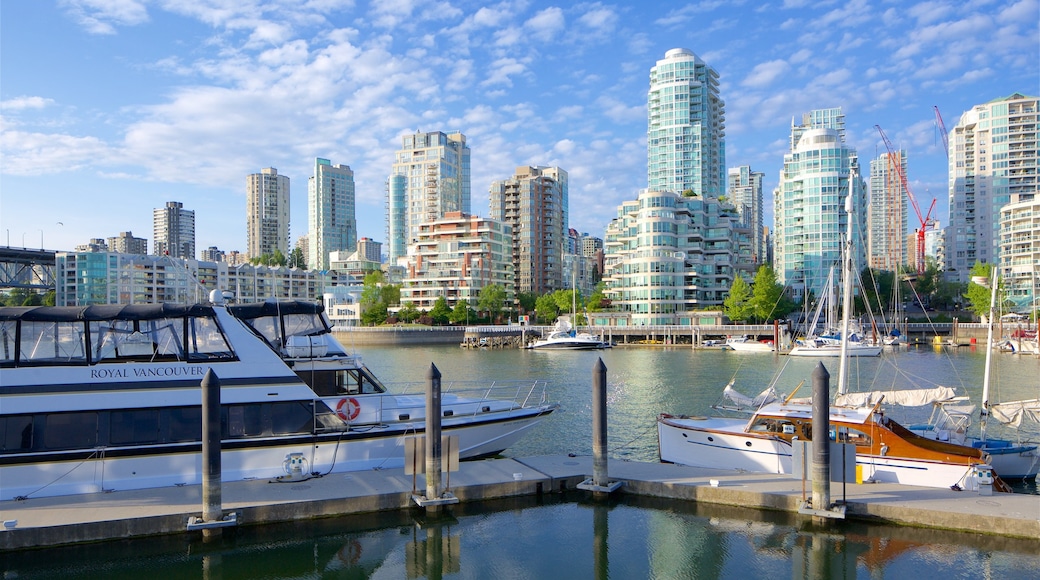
[2,455,1037,550]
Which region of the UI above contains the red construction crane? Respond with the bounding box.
[875,124,936,274]
[933,106,949,159]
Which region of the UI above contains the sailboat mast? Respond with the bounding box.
[982,268,999,421]
[837,167,857,396]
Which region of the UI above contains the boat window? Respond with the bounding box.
[18,321,87,365]
[271,402,314,435]
[836,427,872,447]
[749,418,792,434]
[245,316,282,349]
[186,315,235,360]
[43,412,98,450]
[226,405,263,438]
[0,416,33,452]
[0,321,16,366]
[282,313,327,339]
[164,407,202,442]
[110,409,160,445]
[91,319,182,363]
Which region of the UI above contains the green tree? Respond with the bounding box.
[397,302,420,323]
[535,294,559,323]
[449,300,473,325]
[723,276,754,322]
[587,282,608,311]
[516,291,537,314]
[749,265,792,322]
[379,283,401,307]
[965,262,1000,321]
[477,284,506,322]
[288,247,306,268]
[429,296,451,325]
[359,271,387,326]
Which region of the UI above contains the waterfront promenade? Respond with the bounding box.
[3,455,1037,551]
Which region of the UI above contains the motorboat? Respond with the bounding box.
[0,292,557,501]
[526,319,611,350]
[724,335,775,353]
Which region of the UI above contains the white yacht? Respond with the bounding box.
[0,292,557,501]
[526,319,611,350]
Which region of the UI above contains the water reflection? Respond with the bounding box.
[5,494,1037,579]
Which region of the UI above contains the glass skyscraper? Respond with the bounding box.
[773,108,867,297]
[647,48,726,198]
[387,131,471,263]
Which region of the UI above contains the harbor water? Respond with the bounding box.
[4,343,1038,578]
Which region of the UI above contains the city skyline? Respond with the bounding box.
[1,1,1037,254]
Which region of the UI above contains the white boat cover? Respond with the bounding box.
[834,386,958,408]
[722,383,779,408]
[988,399,1040,428]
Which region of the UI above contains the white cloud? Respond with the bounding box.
[481,57,528,88]
[742,60,791,88]
[61,0,149,34]
[1,96,55,110]
[0,130,111,175]
[524,7,565,43]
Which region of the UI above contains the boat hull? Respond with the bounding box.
[0,409,554,501]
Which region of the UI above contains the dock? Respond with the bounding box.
[2,455,1037,550]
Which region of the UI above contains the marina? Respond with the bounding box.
[2,321,1039,565]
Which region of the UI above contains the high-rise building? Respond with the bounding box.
[648,48,726,198]
[153,201,195,259]
[247,167,290,260]
[307,158,356,271]
[1000,199,1040,309]
[387,131,471,262]
[356,237,382,263]
[945,93,1038,282]
[727,166,765,264]
[773,108,868,297]
[108,231,147,255]
[489,166,567,295]
[868,150,908,272]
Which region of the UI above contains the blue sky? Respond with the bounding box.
[1,0,1037,255]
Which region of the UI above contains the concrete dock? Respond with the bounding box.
[2,455,1038,550]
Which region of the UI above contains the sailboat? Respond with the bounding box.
[909,270,1039,479]
[788,235,880,357]
[658,170,1009,491]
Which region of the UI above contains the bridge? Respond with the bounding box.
[0,246,57,291]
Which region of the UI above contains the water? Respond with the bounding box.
[351,343,1040,485]
[4,344,1038,578]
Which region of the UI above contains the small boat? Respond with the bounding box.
[724,335,775,353]
[526,319,611,350]
[0,293,558,501]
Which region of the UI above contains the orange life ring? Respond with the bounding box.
[337,539,362,565]
[336,397,361,421]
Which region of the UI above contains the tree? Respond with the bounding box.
[749,265,792,322]
[587,282,608,311]
[535,294,559,323]
[379,283,401,307]
[723,276,754,322]
[477,284,506,322]
[397,302,420,323]
[288,247,306,268]
[359,270,387,326]
[449,300,473,325]
[516,291,537,314]
[429,296,451,325]
[965,262,1000,321]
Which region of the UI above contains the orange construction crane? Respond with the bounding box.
[933,106,949,159]
[875,124,936,274]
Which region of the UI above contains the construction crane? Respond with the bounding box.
[933,106,949,159]
[875,124,936,274]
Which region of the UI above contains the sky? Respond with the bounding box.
[1,0,1037,256]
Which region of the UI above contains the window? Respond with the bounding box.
[110,409,160,445]
[271,402,313,435]
[1,416,33,452]
[44,412,98,450]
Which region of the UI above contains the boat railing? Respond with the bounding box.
[314,379,553,431]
